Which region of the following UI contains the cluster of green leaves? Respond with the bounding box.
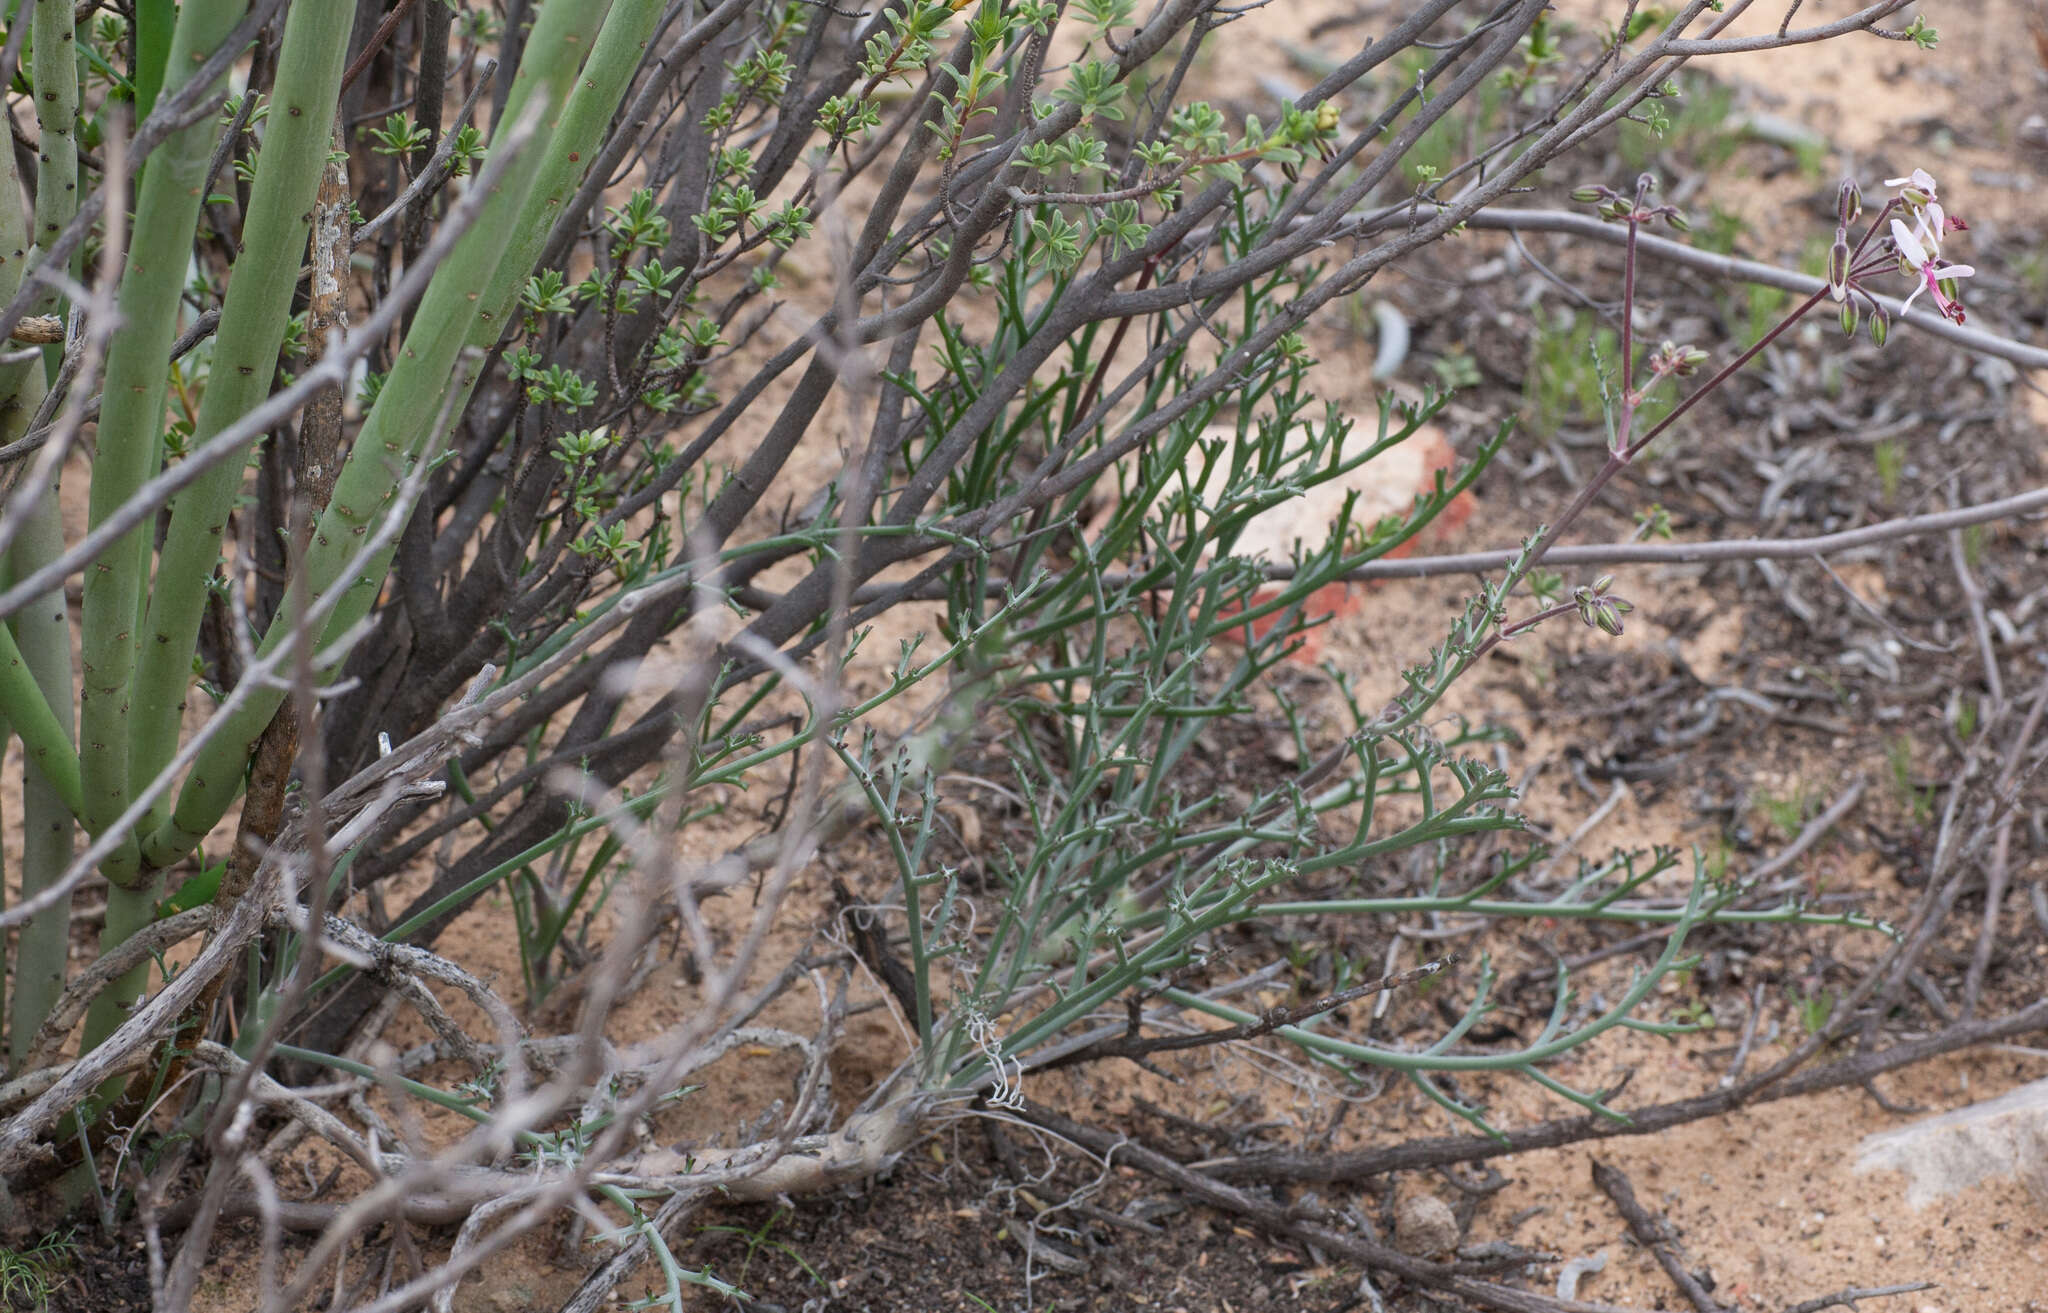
[0,1229,73,1311]
[778,15,1907,1122]
[843,185,1705,1127]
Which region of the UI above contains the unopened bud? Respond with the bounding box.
[1571,185,1606,204]
[1838,302,1860,336]
[1662,208,1689,233]
[1869,309,1890,346]
[1827,239,1851,301]
[1599,198,1631,221]
[1314,102,1340,133]
[1592,574,1615,593]
[1836,180,1862,227]
[1595,603,1625,636]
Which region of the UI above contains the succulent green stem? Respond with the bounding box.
[8,460,77,1067]
[0,24,80,1061]
[126,0,354,826]
[76,0,248,889]
[144,0,650,870]
[131,0,175,124]
[29,0,80,271]
[449,0,668,400]
[0,65,80,827]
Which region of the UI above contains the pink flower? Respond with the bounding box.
[1884,168,1938,205]
[1890,218,1974,324]
[1884,168,1964,258]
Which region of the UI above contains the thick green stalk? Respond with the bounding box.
[126,0,354,822]
[0,594,80,819]
[0,59,81,825]
[0,696,6,1048]
[0,400,21,1067]
[0,57,75,1062]
[8,453,76,1069]
[79,870,164,1063]
[132,0,176,125]
[451,0,666,395]
[29,0,80,265]
[76,0,248,888]
[144,0,628,869]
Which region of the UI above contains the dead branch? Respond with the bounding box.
[1017,1099,1653,1313]
[1779,1284,1937,1313]
[1590,1160,1727,1313]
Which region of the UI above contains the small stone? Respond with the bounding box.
[1394,1193,1459,1256]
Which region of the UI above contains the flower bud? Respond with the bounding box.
[1314,102,1341,133]
[1592,574,1615,593]
[1662,208,1690,232]
[1838,302,1859,336]
[1827,239,1851,301]
[1571,185,1606,204]
[1836,180,1862,227]
[1595,603,1625,636]
[1869,309,1890,346]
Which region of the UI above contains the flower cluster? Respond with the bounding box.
[1571,575,1633,637]
[1823,168,1975,339]
[1883,168,1973,325]
[1571,173,1690,231]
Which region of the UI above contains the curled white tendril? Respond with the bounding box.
[965,1008,1026,1111]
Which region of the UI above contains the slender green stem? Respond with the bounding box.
[76,0,249,888]
[306,786,671,999]
[1254,895,1880,929]
[1165,881,1710,1076]
[829,738,936,1049]
[126,0,354,821]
